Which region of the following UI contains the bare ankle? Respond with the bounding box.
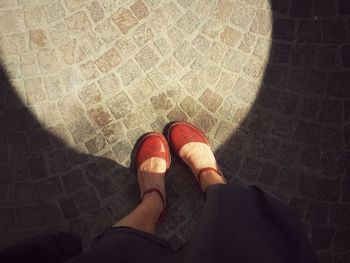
[199,170,226,191]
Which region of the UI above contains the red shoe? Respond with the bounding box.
[167,122,226,186]
[135,132,170,224]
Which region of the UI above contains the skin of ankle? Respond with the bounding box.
[199,170,226,190]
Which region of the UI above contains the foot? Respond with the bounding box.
[168,122,226,191]
[135,133,170,223]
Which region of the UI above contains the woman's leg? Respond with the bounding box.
[113,157,166,234]
[113,191,162,234]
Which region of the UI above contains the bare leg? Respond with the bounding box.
[113,191,162,234]
[113,157,166,234]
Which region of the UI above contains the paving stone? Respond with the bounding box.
[62,169,86,194]
[306,201,329,225]
[88,105,113,128]
[288,70,326,94]
[95,48,122,73]
[63,0,88,12]
[290,0,312,18]
[27,130,51,151]
[1,33,28,53]
[293,121,321,145]
[58,95,84,123]
[259,162,279,185]
[180,96,201,117]
[230,1,255,29]
[107,92,133,120]
[202,19,224,39]
[101,122,125,144]
[243,57,264,78]
[78,83,102,108]
[65,11,91,34]
[95,18,121,44]
[176,11,200,33]
[173,41,198,67]
[112,8,138,34]
[25,78,46,105]
[272,43,290,64]
[17,203,63,228]
[297,21,322,43]
[132,23,154,47]
[85,134,107,154]
[319,99,343,123]
[29,29,48,49]
[257,87,280,111]
[14,182,39,205]
[222,49,246,72]
[327,72,350,98]
[220,26,242,48]
[42,1,66,23]
[334,229,350,252]
[247,134,280,159]
[80,31,103,57]
[323,19,348,43]
[320,151,344,177]
[23,5,44,28]
[60,198,79,220]
[214,0,233,22]
[37,49,60,74]
[134,46,160,72]
[67,116,96,144]
[29,153,47,180]
[198,89,223,113]
[275,167,298,193]
[291,45,315,67]
[36,177,63,201]
[117,59,142,86]
[130,0,149,20]
[159,57,181,78]
[334,253,350,263]
[167,106,188,122]
[238,32,256,53]
[74,187,100,212]
[193,110,217,133]
[87,0,104,23]
[97,72,120,95]
[299,97,321,119]
[192,34,211,54]
[264,65,288,87]
[48,23,70,45]
[239,156,261,181]
[315,0,336,17]
[312,227,335,250]
[341,45,350,67]
[273,19,295,41]
[112,140,133,163]
[151,92,172,111]
[250,9,272,36]
[80,61,100,81]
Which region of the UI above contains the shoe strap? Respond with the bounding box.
[197,167,226,185]
[141,188,167,224]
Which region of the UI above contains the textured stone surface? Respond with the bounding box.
[0,1,348,260]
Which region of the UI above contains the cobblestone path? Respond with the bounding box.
[0,0,349,262]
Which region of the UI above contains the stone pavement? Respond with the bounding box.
[0,0,349,262]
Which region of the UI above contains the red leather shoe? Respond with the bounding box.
[167,122,226,186]
[135,132,170,224]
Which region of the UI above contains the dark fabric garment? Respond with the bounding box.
[0,231,82,263]
[67,184,317,263]
[0,184,318,263]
